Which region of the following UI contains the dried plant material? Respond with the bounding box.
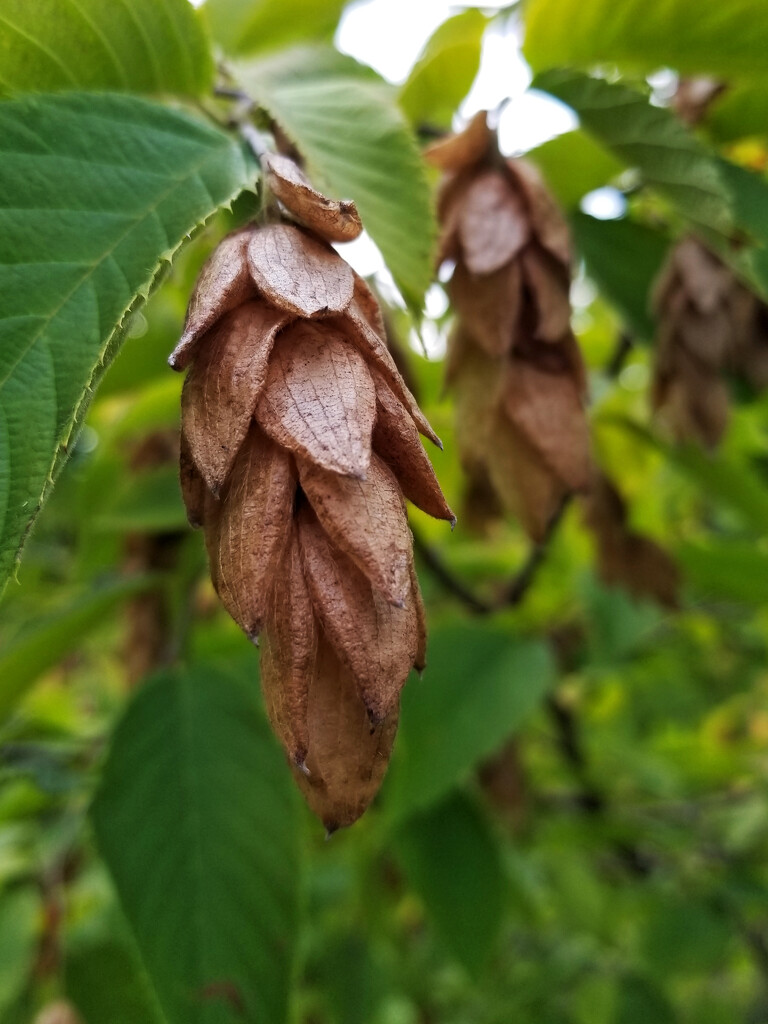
[179,428,206,528]
[169,230,253,370]
[257,320,375,479]
[651,236,768,447]
[182,301,287,495]
[672,76,725,126]
[299,509,417,723]
[206,427,296,640]
[263,152,363,243]
[502,360,592,492]
[458,170,530,275]
[434,118,591,539]
[345,304,442,447]
[424,110,493,171]
[583,475,680,609]
[521,247,573,342]
[173,214,451,827]
[260,526,316,765]
[372,373,455,524]
[247,223,355,318]
[448,260,522,357]
[293,636,399,832]
[298,455,412,607]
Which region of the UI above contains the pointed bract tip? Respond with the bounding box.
[434,436,444,451]
[247,628,260,647]
[450,515,458,532]
[324,823,339,840]
[416,665,426,679]
[295,758,311,777]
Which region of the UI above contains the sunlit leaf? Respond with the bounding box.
[399,10,487,129]
[206,0,345,57]
[239,47,435,311]
[526,129,623,209]
[523,0,768,79]
[0,0,212,95]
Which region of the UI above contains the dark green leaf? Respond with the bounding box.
[0,0,212,96]
[570,212,669,339]
[385,622,554,819]
[679,540,768,604]
[239,47,434,311]
[395,793,505,976]
[614,974,676,1024]
[533,71,734,237]
[206,0,345,57]
[523,0,768,79]
[91,663,303,1024]
[65,931,166,1024]
[399,11,487,129]
[0,94,254,588]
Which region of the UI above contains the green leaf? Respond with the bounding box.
[523,0,768,79]
[94,466,187,534]
[206,0,346,57]
[385,622,554,819]
[717,160,768,299]
[395,793,505,976]
[0,885,39,1017]
[239,47,435,311]
[399,10,487,129]
[526,130,624,209]
[0,94,254,588]
[708,83,768,143]
[66,932,166,1024]
[604,416,768,532]
[570,212,669,340]
[614,975,675,1024]
[91,662,303,1024]
[0,0,212,96]
[533,71,734,237]
[679,540,768,604]
[0,577,153,724]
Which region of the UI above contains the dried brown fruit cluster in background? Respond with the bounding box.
[171,154,453,830]
[652,236,768,448]
[427,112,592,541]
[582,475,680,609]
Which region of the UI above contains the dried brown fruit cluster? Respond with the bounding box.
[171,153,453,830]
[652,236,768,447]
[582,474,680,609]
[427,113,592,541]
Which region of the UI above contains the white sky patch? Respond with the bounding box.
[581,187,628,220]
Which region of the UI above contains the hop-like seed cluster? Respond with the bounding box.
[427,113,592,541]
[652,236,768,447]
[171,154,453,830]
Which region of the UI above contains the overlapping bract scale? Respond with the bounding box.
[427,113,592,540]
[171,153,453,829]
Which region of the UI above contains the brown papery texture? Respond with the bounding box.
[171,190,453,829]
[651,236,768,447]
[427,113,592,540]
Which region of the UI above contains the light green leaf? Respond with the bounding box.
[603,415,768,533]
[94,466,187,534]
[385,622,554,819]
[570,211,669,340]
[533,71,734,237]
[0,94,255,588]
[239,47,435,310]
[206,0,345,57]
[0,577,153,723]
[395,793,505,976]
[526,129,624,209]
[0,0,212,96]
[523,0,768,79]
[91,663,303,1024]
[0,885,39,1017]
[399,10,487,129]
